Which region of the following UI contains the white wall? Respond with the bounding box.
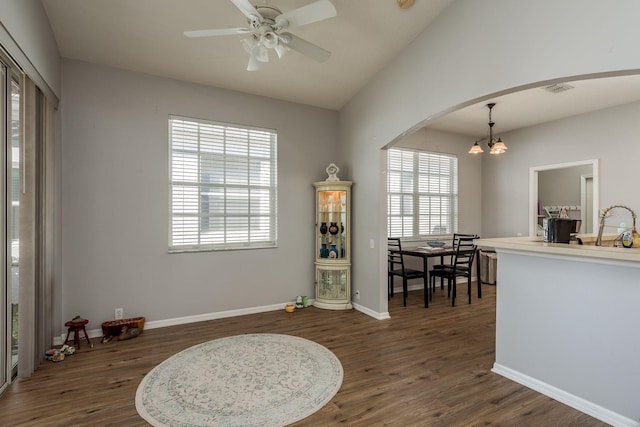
[483,101,640,237]
[339,0,640,315]
[60,59,339,335]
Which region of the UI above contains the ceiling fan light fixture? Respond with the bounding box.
[262,31,279,49]
[246,50,263,71]
[256,44,269,62]
[275,16,289,30]
[274,43,290,59]
[185,0,337,71]
[240,36,257,54]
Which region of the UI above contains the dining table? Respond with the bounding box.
[399,245,481,307]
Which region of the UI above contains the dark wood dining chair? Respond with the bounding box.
[431,233,478,293]
[388,238,425,307]
[429,235,477,306]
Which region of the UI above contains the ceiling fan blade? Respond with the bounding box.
[280,32,331,63]
[184,27,250,37]
[275,0,337,30]
[230,0,262,21]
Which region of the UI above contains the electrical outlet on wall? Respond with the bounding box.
[115,308,123,320]
[354,290,361,300]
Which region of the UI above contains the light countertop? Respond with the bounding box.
[476,234,640,264]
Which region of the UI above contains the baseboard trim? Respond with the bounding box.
[144,302,289,330]
[492,363,639,427]
[352,301,390,320]
[54,301,295,345]
[53,298,393,345]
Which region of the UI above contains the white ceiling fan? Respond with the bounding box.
[184,0,337,71]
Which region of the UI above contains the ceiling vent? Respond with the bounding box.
[542,83,575,94]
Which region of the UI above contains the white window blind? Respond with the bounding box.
[169,116,277,251]
[387,148,458,238]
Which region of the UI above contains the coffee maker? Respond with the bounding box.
[544,218,581,243]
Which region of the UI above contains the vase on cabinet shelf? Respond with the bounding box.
[320,243,329,258]
[328,244,338,259]
[329,222,339,235]
[320,222,328,235]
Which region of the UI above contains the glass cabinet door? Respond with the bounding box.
[317,190,347,260]
[316,267,348,301]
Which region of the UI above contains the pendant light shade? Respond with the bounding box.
[469,103,508,155]
[241,35,269,70]
[489,138,507,154]
[246,49,263,71]
[240,36,257,54]
[468,141,484,154]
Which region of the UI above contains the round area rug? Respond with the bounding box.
[135,333,343,427]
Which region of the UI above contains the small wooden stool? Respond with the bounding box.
[64,319,93,349]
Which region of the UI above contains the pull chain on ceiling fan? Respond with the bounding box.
[184,0,337,71]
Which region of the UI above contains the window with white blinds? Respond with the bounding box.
[387,148,458,238]
[169,116,277,251]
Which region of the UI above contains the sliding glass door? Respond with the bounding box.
[9,72,20,379]
[0,60,6,393]
[1,53,22,393]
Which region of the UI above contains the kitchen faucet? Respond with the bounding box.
[595,204,637,246]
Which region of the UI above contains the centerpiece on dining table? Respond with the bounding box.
[421,240,447,250]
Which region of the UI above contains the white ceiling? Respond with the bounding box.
[42,0,454,111]
[42,0,640,135]
[428,74,640,138]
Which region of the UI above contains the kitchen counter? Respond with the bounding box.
[477,234,640,265]
[478,235,640,426]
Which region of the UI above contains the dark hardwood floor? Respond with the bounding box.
[0,283,607,426]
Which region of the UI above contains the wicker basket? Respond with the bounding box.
[101,316,145,338]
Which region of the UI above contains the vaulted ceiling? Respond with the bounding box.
[42,0,454,111]
[42,0,640,137]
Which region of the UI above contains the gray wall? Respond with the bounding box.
[482,101,640,237]
[60,59,339,334]
[339,0,640,315]
[495,251,640,422]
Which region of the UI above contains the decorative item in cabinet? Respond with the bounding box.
[314,164,352,310]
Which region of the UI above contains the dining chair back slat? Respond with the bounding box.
[388,238,424,307]
[431,233,478,290]
[429,235,478,306]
